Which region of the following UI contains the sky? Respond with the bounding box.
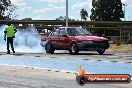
[10,0,132,21]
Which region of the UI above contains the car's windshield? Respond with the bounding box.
[67,28,92,36]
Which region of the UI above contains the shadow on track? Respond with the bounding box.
[53,51,114,56]
[12,53,25,56]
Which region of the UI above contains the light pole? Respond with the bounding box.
[66,0,68,27]
[123,4,127,21]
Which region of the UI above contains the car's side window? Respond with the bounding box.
[67,28,77,36]
[59,29,67,37]
[50,29,60,36]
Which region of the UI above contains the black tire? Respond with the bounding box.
[40,42,45,47]
[45,42,55,54]
[68,42,79,55]
[97,50,105,55]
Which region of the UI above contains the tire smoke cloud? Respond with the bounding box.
[0,25,44,53]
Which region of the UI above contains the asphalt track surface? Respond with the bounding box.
[0,51,131,88]
[0,65,131,88]
[0,54,132,75]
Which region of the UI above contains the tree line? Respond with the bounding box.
[56,0,124,21]
[0,0,124,21]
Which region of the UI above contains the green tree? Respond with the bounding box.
[5,4,18,19]
[80,8,88,21]
[90,0,124,21]
[0,0,16,19]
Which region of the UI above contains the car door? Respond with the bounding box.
[58,28,69,49]
[48,29,60,48]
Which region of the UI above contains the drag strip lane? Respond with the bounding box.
[0,55,132,76]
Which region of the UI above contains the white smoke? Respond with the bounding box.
[0,25,7,52]
[0,25,44,53]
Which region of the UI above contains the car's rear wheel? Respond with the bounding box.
[68,42,79,55]
[40,42,45,47]
[97,50,105,55]
[45,42,55,54]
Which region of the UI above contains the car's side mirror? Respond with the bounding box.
[62,35,68,37]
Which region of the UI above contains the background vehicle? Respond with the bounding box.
[42,27,110,55]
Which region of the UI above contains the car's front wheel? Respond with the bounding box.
[97,50,105,55]
[45,42,55,54]
[68,42,79,55]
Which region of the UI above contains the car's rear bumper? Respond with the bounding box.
[77,43,110,51]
